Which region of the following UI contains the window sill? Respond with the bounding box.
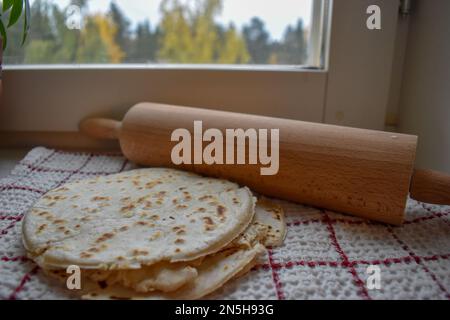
[3,64,325,73]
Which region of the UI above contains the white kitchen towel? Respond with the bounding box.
[1,147,449,300]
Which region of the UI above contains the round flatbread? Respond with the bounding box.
[23,168,255,270]
[83,244,266,300]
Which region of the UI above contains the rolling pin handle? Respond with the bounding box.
[410,168,450,205]
[79,118,122,140]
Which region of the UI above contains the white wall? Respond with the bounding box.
[398,0,450,174]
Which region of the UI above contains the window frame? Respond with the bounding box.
[0,0,404,149]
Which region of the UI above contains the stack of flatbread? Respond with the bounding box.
[22,168,286,299]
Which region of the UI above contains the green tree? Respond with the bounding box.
[75,15,109,62]
[276,19,308,65]
[218,23,249,64]
[129,20,158,63]
[74,14,124,63]
[243,17,271,64]
[158,0,248,64]
[108,1,130,60]
[158,0,194,62]
[190,0,221,63]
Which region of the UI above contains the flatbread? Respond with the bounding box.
[83,244,266,300]
[87,262,198,293]
[231,197,285,248]
[80,199,282,298]
[253,197,286,247]
[23,168,255,270]
[46,198,284,296]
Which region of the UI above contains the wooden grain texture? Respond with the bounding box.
[79,118,121,140]
[410,169,450,205]
[105,102,417,225]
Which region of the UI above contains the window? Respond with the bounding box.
[1,0,400,135]
[3,0,323,67]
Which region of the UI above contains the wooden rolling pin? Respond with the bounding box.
[80,102,450,225]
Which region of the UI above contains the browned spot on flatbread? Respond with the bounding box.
[91,196,110,201]
[145,181,160,189]
[132,249,149,256]
[120,196,131,202]
[45,195,66,201]
[203,216,216,231]
[156,191,167,197]
[121,204,135,213]
[183,192,192,201]
[203,216,214,225]
[137,196,148,204]
[149,231,162,241]
[143,201,153,209]
[96,232,115,243]
[38,211,50,217]
[217,205,227,221]
[37,224,47,234]
[199,195,214,201]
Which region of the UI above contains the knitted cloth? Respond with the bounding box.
[1,147,449,300]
